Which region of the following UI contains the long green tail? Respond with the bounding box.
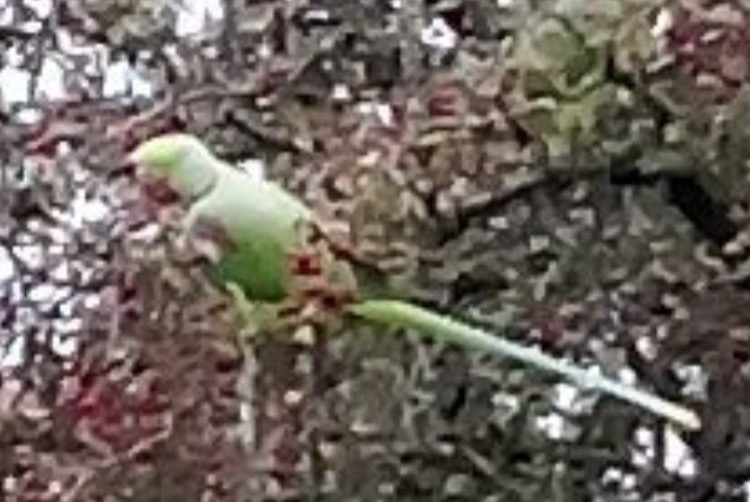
[348,299,700,431]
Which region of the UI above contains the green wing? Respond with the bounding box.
[193,169,312,302]
[190,164,401,303]
[210,236,289,302]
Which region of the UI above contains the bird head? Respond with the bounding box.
[128,133,218,204]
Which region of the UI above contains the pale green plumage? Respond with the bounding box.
[187,163,313,301]
[128,133,701,431]
[130,133,316,302]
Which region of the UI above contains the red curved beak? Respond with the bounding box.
[141,176,180,205]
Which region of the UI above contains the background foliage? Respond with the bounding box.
[2,0,750,500]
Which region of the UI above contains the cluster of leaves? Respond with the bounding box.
[2,0,750,500]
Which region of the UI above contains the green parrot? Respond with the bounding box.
[128,133,391,309]
[128,133,701,431]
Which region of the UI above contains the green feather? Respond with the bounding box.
[185,163,313,302]
[211,239,289,302]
